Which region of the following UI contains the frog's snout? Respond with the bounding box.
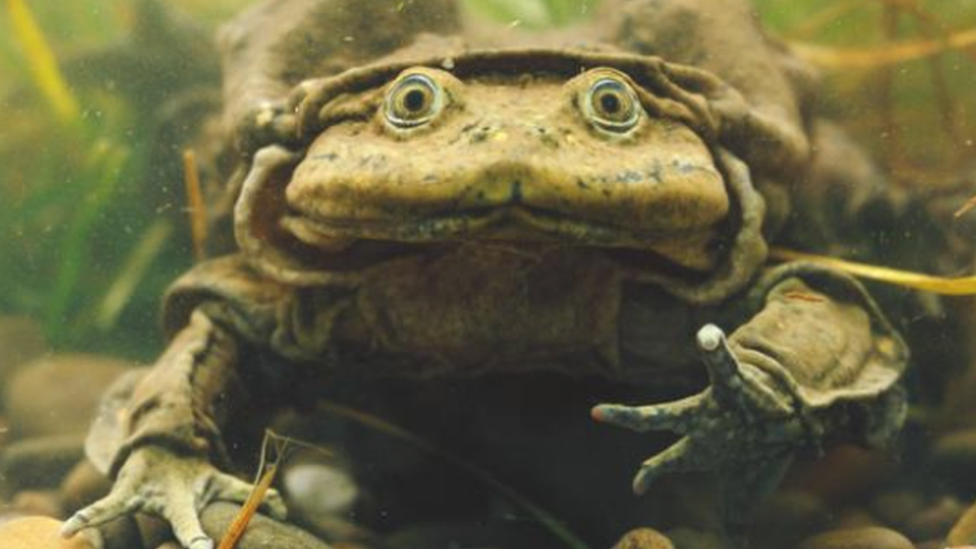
[463,119,562,150]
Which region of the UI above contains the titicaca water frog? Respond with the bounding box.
[63,0,909,547]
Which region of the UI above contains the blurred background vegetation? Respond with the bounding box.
[0,0,974,360]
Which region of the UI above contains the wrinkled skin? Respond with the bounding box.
[63,1,909,548]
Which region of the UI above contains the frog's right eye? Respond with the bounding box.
[385,74,444,129]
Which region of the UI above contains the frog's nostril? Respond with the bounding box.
[467,123,498,144]
[531,126,560,148]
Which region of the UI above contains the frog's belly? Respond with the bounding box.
[330,245,707,380]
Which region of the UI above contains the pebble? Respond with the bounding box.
[136,515,171,549]
[833,507,879,529]
[0,511,27,527]
[0,317,46,394]
[0,516,94,549]
[931,429,976,487]
[947,497,976,546]
[785,445,894,503]
[665,527,728,549]
[0,435,85,496]
[387,520,553,549]
[10,491,63,519]
[60,460,112,512]
[870,490,925,528]
[283,460,358,518]
[612,528,675,549]
[200,501,331,549]
[903,496,963,541]
[97,515,144,549]
[793,526,914,549]
[5,354,133,440]
[753,490,831,547]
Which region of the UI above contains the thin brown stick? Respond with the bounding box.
[216,463,279,549]
[878,4,902,173]
[871,0,976,65]
[215,431,332,549]
[182,149,208,262]
[874,0,965,166]
[954,193,976,219]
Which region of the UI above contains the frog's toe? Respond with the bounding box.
[163,490,213,549]
[696,324,751,411]
[62,491,142,536]
[591,393,707,435]
[204,471,288,521]
[697,324,794,418]
[631,436,697,495]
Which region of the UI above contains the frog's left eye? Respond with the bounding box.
[385,74,444,129]
[583,77,641,133]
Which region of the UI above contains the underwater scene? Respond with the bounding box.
[2,0,976,548]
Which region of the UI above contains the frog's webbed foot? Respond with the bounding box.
[593,324,809,508]
[62,447,287,549]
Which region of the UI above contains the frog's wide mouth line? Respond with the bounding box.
[280,203,717,252]
[277,208,714,281]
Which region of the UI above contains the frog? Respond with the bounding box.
[62,0,910,548]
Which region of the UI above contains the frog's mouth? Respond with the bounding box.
[277,201,721,272]
[236,144,767,304]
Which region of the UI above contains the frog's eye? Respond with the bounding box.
[385,74,444,129]
[583,77,641,133]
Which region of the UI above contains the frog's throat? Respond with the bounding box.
[234,144,767,305]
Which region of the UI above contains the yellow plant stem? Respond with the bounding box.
[6,0,79,121]
[771,248,976,296]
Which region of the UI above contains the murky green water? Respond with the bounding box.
[1,1,976,548]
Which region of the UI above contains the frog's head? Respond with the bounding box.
[236,49,805,302]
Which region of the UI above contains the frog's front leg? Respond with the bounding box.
[594,271,908,523]
[62,310,286,549]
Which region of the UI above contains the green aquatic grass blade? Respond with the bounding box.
[95,219,173,330]
[5,0,79,121]
[318,400,591,549]
[44,140,130,341]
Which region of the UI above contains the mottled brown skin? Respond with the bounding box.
[64,1,909,548]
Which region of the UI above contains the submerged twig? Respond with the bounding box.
[217,434,282,549]
[875,0,967,164]
[182,149,208,262]
[217,431,332,549]
[790,26,976,68]
[871,0,976,65]
[878,4,902,172]
[954,192,976,219]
